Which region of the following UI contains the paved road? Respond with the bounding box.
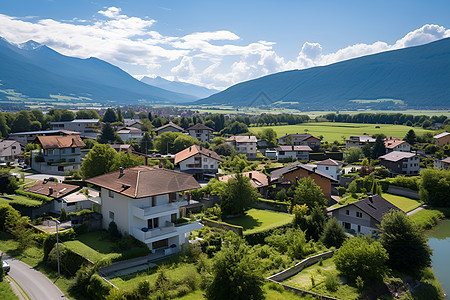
[25,174,65,182]
[3,254,66,300]
[407,204,427,216]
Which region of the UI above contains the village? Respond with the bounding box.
[1,108,449,299]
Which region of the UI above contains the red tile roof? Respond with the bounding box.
[85,166,200,198]
[34,135,85,149]
[174,145,223,164]
[218,171,269,188]
[25,181,80,199]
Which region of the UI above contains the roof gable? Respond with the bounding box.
[155,122,185,132]
[174,145,223,164]
[35,135,85,149]
[186,123,214,131]
[270,162,337,182]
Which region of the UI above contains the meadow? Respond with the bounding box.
[250,122,434,143]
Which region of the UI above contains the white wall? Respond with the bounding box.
[179,154,220,170]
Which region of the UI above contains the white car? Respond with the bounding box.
[2,260,10,274]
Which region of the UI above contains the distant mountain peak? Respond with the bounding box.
[141,76,218,100]
[18,40,43,51]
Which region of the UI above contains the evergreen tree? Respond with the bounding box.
[117,108,124,123]
[320,218,347,248]
[0,113,9,138]
[139,132,153,154]
[220,173,259,215]
[372,135,386,158]
[11,110,31,133]
[103,108,117,123]
[292,177,327,208]
[404,129,417,145]
[98,123,122,144]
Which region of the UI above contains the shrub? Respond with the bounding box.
[60,208,67,221]
[48,244,86,275]
[268,282,284,293]
[71,263,96,293]
[15,189,53,203]
[87,274,111,300]
[325,273,340,292]
[108,221,121,239]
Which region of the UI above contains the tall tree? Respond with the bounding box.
[206,237,264,300]
[103,108,117,123]
[0,113,9,138]
[380,210,432,274]
[371,135,386,158]
[220,173,259,215]
[419,168,450,207]
[98,123,122,144]
[111,152,143,171]
[81,144,117,178]
[404,129,417,145]
[320,218,347,248]
[11,110,31,133]
[292,177,327,208]
[139,132,153,154]
[116,108,124,123]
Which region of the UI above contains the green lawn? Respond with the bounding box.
[64,231,147,264]
[0,279,19,300]
[0,195,42,207]
[250,122,434,143]
[223,208,294,235]
[382,193,422,213]
[409,208,447,229]
[283,257,359,300]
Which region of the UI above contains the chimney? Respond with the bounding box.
[49,187,53,195]
[312,167,316,172]
[249,172,253,179]
[369,195,373,203]
[189,147,191,152]
[119,167,124,177]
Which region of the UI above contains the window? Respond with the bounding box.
[203,158,207,162]
[356,211,363,218]
[72,147,76,153]
[169,193,175,203]
[211,164,214,169]
[108,190,114,198]
[152,196,156,207]
[345,210,349,215]
[344,222,351,230]
[171,213,177,223]
[48,149,54,155]
[109,211,114,220]
[325,167,329,170]
[357,225,361,232]
[58,166,64,172]
[12,146,16,149]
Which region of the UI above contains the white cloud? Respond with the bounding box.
[0,8,448,90]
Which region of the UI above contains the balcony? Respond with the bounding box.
[132,220,203,243]
[133,200,188,219]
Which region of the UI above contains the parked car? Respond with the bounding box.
[2,260,10,274]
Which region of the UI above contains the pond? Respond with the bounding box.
[428,219,450,298]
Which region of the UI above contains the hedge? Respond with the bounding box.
[387,176,420,191]
[244,223,293,245]
[15,189,53,203]
[254,198,290,213]
[202,217,243,236]
[48,244,88,276]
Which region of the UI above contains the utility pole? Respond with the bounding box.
[51,219,61,277]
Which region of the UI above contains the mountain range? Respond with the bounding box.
[141,76,218,100]
[196,38,450,109]
[0,37,199,104]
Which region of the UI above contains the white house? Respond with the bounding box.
[31,135,85,175]
[384,137,411,153]
[117,127,145,141]
[278,133,321,150]
[315,158,343,181]
[174,145,223,180]
[51,119,99,139]
[186,123,213,143]
[329,194,402,235]
[275,145,312,161]
[0,140,22,163]
[435,157,450,170]
[345,135,376,149]
[226,135,258,159]
[86,166,203,255]
[8,129,80,146]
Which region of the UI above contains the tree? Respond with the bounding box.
[380,210,432,274]
[116,108,124,123]
[110,152,143,171]
[139,132,153,154]
[172,134,201,153]
[11,110,31,133]
[334,236,388,283]
[206,238,264,300]
[81,144,117,178]
[371,135,386,158]
[0,204,21,232]
[30,120,42,131]
[98,123,122,144]
[258,128,278,147]
[419,168,450,207]
[345,147,363,163]
[220,173,259,215]
[0,171,19,195]
[404,129,417,146]
[213,143,236,157]
[320,218,347,248]
[154,132,184,154]
[292,177,327,208]
[103,108,117,123]
[0,113,9,138]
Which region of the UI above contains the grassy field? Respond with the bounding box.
[381,193,422,213]
[0,195,42,207]
[222,208,294,234]
[250,122,434,143]
[283,257,359,300]
[0,280,19,300]
[409,208,449,229]
[63,231,147,263]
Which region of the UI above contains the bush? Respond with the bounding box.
[48,244,86,275]
[15,189,53,203]
[388,176,420,191]
[325,273,340,292]
[245,223,293,245]
[108,221,121,239]
[87,274,111,300]
[268,282,284,293]
[71,263,96,293]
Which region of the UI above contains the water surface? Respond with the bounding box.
[427,219,450,298]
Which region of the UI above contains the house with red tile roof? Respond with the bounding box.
[31,135,85,175]
[218,171,269,197]
[85,166,203,255]
[174,145,223,180]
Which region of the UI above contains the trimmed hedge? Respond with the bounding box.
[48,244,87,276]
[254,198,290,213]
[202,217,243,236]
[387,176,420,191]
[244,223,293,245]
[15,189,53,203]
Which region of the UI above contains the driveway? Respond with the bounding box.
[24,174,65,183]
[2,254,66,300]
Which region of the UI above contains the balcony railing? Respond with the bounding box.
[133,200,188,219]
[132,220,203,242]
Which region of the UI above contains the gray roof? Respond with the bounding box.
[270,162,337,182]
[8,129,80,136]
[331,194,402,223]
[275,145,312,152]
[379,151,417,162]
[434,132,450,139]
[279,133,319,141]
[51,119,99,124]
[155,121,185,133]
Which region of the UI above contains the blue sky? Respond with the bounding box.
[1,0,449,89]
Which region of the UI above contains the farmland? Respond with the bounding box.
[250,122,434,143]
